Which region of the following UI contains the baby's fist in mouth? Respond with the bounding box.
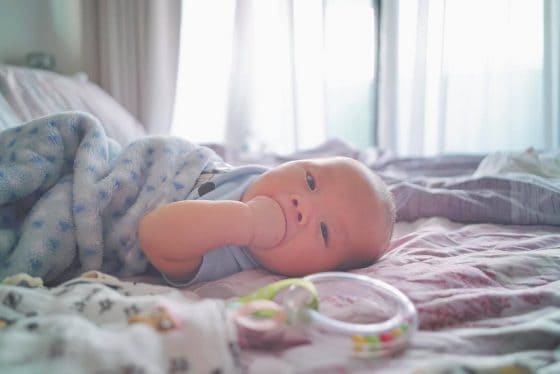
[246,196,286,250]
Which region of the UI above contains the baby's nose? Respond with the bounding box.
[290,194,312,226]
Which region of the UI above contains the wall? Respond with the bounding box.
[0,0,84,75]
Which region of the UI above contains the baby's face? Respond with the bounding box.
[242,157,388,276]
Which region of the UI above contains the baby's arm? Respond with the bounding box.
[138,197,285,280]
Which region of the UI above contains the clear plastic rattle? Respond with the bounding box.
[227,272,418,358]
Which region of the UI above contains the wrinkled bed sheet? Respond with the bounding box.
[3,133,559,372]
[185,218,560,373]
[176,143,560,372]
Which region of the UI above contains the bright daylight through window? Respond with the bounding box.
[171,0,376,154]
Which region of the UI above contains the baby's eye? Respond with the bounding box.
[306,172,316,191]
[320,222,329,246]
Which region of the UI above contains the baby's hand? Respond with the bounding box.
[246,196,286,250]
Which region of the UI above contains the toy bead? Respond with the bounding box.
[352,335,366,344]
[391,328,403,338]
[365,335,380,345]
[380,332,393,342]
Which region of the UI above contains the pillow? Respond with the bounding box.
[0,64,146,145]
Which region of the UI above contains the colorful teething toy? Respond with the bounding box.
[229,272,418,358]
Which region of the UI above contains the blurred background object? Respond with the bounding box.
[25,52,56,70]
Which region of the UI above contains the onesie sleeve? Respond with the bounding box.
[162,246,260,287]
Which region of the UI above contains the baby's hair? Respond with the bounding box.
[336,159,396,270]
[376,175,396,252]
[362,166,396,256]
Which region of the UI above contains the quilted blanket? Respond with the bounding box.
[0,112,219,283]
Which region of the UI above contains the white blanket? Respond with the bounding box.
[0,273,239,373]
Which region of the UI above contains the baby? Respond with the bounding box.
[139,156,396,285]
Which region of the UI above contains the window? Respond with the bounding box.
[171,0,377,153]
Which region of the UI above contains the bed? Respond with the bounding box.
[0,64,145,145]
[0,66,559,373]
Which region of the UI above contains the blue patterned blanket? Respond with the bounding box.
[0,112,219,283]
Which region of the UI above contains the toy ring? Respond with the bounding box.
[231,272,418,357]
[297,272,417,357]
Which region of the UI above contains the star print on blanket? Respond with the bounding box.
[0,112,221,283]
[0,274,239,373]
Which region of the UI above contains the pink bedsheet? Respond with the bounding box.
[185,218,560,373]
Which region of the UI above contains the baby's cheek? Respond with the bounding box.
[257,231,331,275]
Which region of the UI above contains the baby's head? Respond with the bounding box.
[242,156,395,276]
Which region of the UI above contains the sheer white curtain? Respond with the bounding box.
[81,0,181,134]
[171,0,376,155]
[378,0,560,156]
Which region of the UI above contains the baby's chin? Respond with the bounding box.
[246,248,335,277]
